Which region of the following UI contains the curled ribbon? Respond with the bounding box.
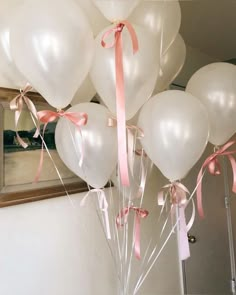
[116,206,149,260]
[80,189,111,240]
[35,109,88,182]
[102,21,139,187]
[9,83,39,148]
[197,140,236,218]
[157,182,192,261]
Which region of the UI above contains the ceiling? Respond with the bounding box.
[179,0,236,61]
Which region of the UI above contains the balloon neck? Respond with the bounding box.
[170,179,181,184]
[112,19,123,25]
[56,109,65,115]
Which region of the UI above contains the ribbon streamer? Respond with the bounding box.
[126,125,144,178]
[102,21,139,187]
[157,182,192,261]
[80,189,111,240]
[197,140,236,218]
[108,116,144,180]
[116,206,149,260]
[108,117,146,199]
[35,109,88,182]
[9,83,39,148]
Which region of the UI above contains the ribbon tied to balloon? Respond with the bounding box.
[116,206,149,260]
[10,83,39,148]
[197,140,236,218]
[35,109,88,182]
[80,189,111,240]
[101,20,139,187]
[158,182,193,261]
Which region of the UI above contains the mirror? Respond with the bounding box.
[0,87,88,207]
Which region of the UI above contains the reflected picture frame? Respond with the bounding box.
[0,87,88,208]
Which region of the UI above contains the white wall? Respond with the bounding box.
[0,168,182,295]
[174,45,219,87]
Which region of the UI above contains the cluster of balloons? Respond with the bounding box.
[139,62,236,183]
[2,0,236,191]
[2,1,236,290]
[0,0,186,188]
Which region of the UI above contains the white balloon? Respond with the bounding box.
[90,24,160,120]
[138,90,209,181]
[55,103,118,188]
[76,0,110,36]
[153,34,186,94]
[186,62,236,146]
[10,0,94,109]
[129,0,181,54]
[70,75,96,105]
[0,1,27,88]
[92,0,141,22]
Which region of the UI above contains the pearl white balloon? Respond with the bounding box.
[186,62,236,146]
[10,0,94,109]
[138,90,209,181]
[0,1,27,88]
[55,103,118,188]
[129,0,181,54]
[92,0,141,22]
[90,24,160,120]
[153,34,186,94]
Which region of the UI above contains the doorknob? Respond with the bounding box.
[188,233,197,244]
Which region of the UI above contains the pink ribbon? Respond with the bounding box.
[102,21,139,187]
[80,189,111,240]
[108,117,144,179]
[197,140,236,218]
[9,83,39,148]
[35,109,88,182]
[116,206,149,260]
[157,182,191,261]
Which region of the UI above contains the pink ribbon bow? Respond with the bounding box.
[35,109,88,182]
[116,206,149,260]
[197,140,236,218]
[158,182,192,261]
[80,189,111,240]
[9,83,39,148]
[102,21,139,187]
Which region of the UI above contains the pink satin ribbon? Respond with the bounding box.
[158,182,191,261]
[35,109,88,182]
[116,206,149,260]
[80,189,111,240]
[9,83,39,148]
[102,21,139,187]
[197,140,236,218]
[108,117,144,179]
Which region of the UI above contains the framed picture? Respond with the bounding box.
[0,87,88,207]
